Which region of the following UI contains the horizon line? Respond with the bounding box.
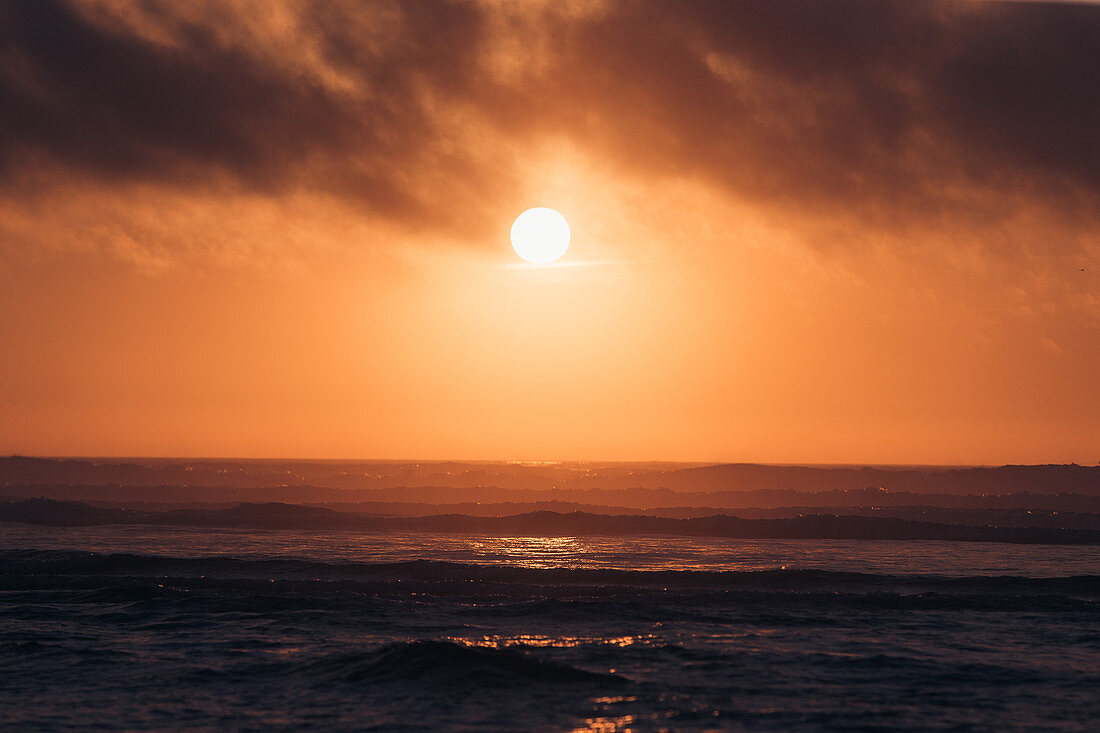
[4,454,1097,469]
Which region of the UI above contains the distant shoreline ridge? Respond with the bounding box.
[4,498,1100,545]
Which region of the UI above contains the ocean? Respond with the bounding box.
[1,525,1098,731]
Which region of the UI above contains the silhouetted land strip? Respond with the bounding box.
[7,492,1100,528]
[7,484,1100,514]
[4,499,1099,544]
[3,457,1099,496]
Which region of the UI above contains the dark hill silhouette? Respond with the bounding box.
[6,483,1100,514]
[4,457,1097,497]
[4,498,1100,544]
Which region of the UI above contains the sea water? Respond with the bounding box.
[1,524,1098,731]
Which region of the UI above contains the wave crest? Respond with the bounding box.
[303,640,625,687]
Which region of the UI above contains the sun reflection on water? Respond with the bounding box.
[449,633,657,649]
[571,714,637,732]
[467,535,588,568]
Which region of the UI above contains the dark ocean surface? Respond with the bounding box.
[1,524,1098,731]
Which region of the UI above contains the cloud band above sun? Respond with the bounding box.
[0,0,1097,267]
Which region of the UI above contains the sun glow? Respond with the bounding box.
[510,207,570,264]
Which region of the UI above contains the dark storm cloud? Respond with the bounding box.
[0,0,487,220]
[1,0,1098,242]
[520,0,1100,228]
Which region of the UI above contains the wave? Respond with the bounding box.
[300,640,625,687]
[3,549,1099,598]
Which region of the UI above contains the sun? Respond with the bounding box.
[511,207,570,264]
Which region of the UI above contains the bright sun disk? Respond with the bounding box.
[511,207,570,264]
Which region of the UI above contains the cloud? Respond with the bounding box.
[511,0,1100,240]
[0,0,496,229]
[0,0,1097,265]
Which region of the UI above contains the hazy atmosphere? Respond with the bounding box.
[3,0,1098,463]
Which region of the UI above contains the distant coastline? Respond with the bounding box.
[4,498,1100,545]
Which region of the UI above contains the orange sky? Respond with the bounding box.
[1,0,1098,464]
